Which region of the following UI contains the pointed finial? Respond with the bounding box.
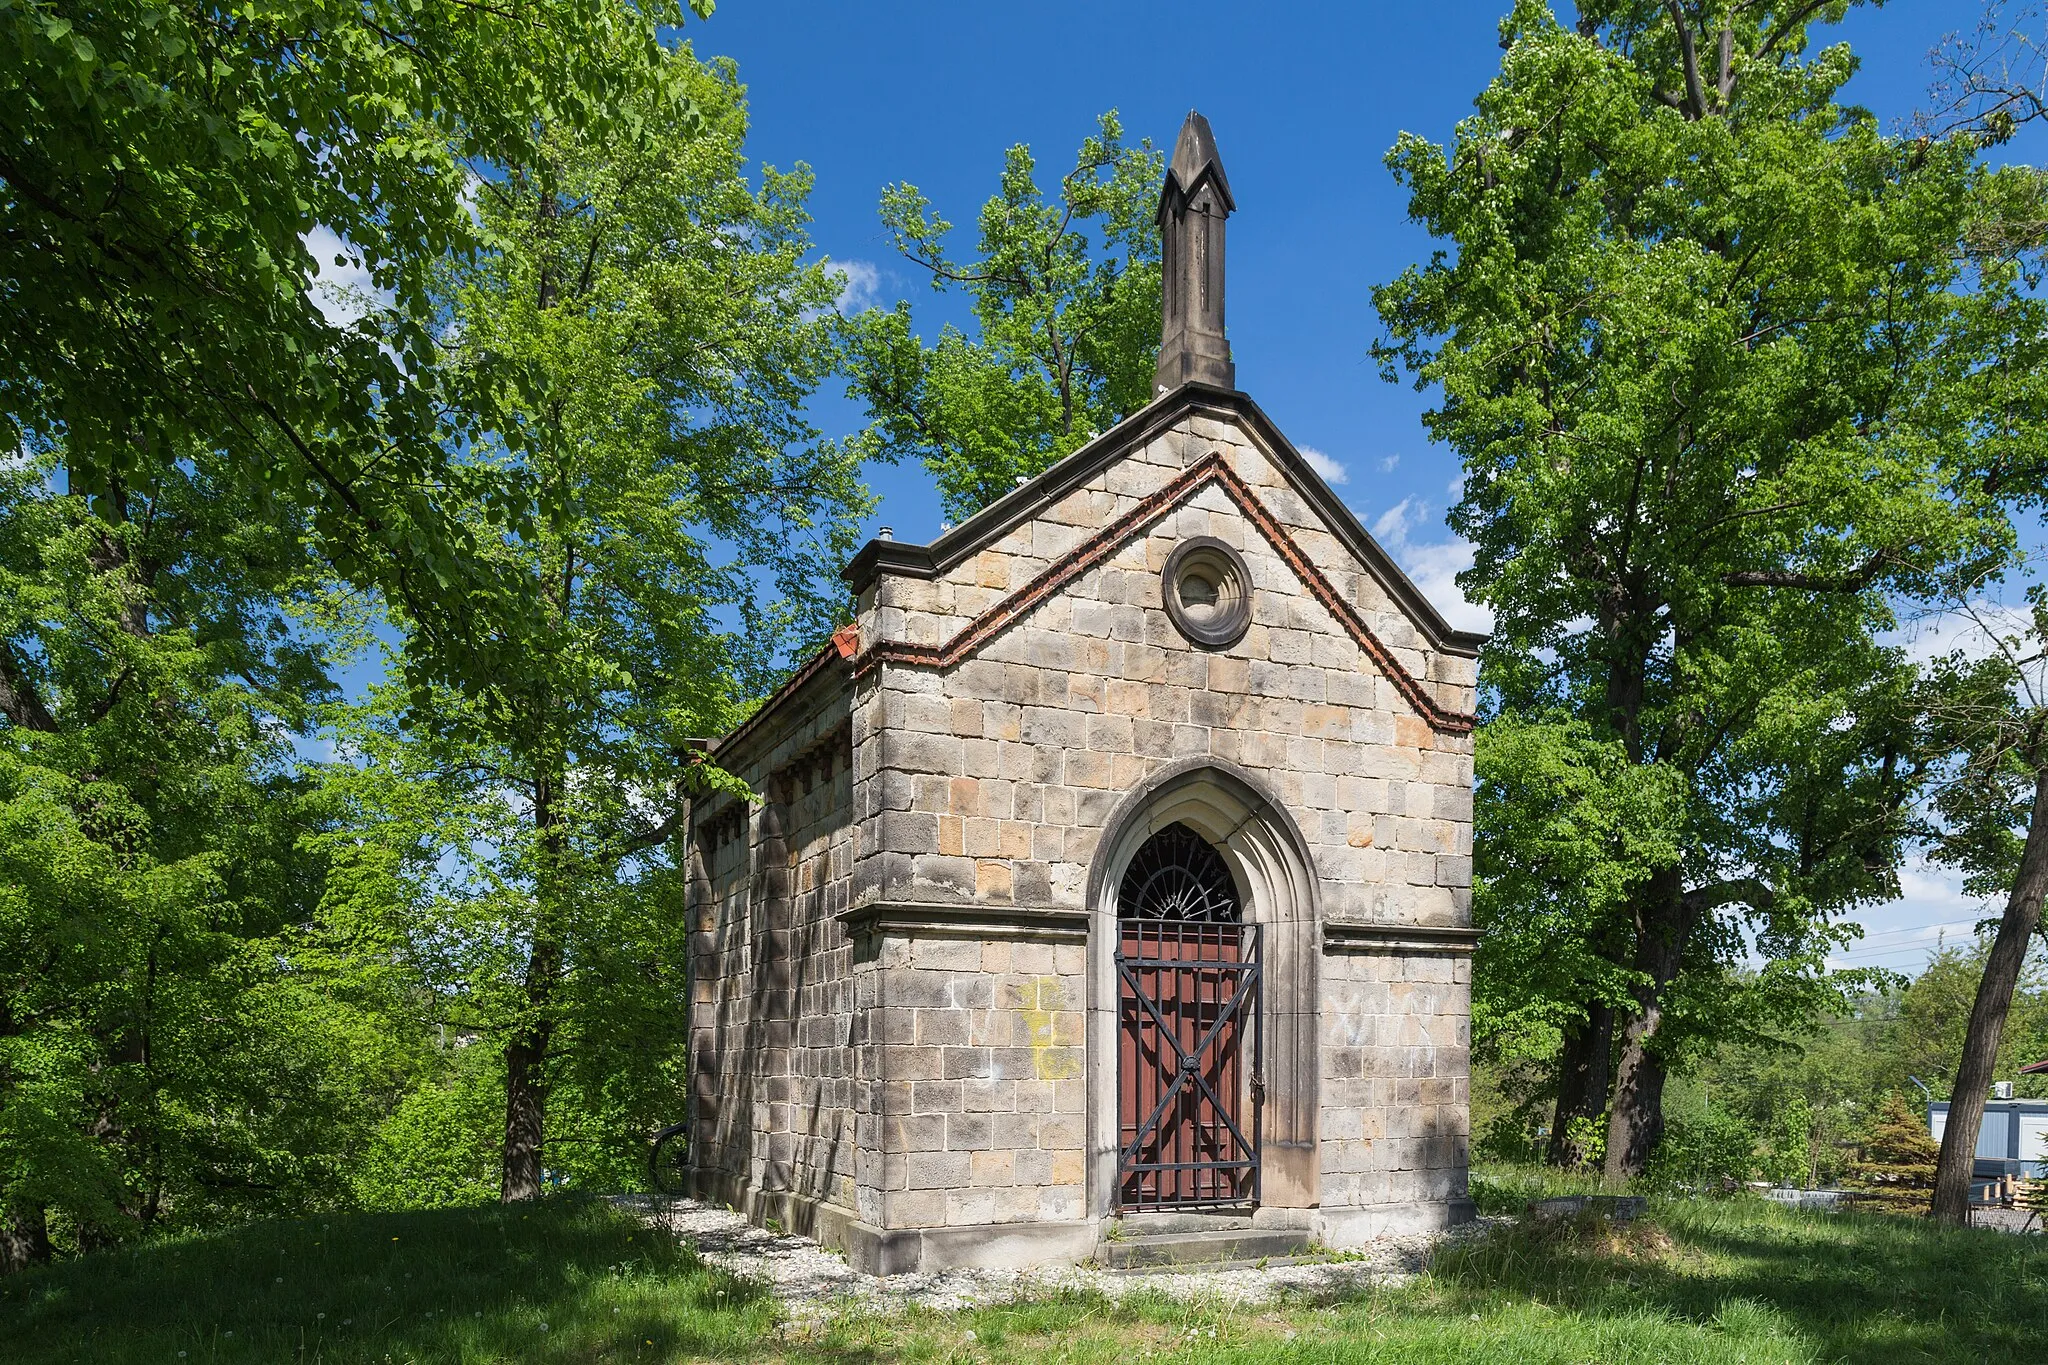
[1156,111,1236,394]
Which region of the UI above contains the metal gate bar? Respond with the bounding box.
[1115,918,1262,1208]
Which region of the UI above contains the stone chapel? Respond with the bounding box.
[687,112,1482,1274]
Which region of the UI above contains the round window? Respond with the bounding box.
[1162,536,1252,648]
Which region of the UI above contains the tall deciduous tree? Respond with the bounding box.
[1919,587,2048,1222]
[1376,1,2013,1176]
[333,47,869,1202]
[843,113,1162,521]
[0,453,422,1270]
[1,0,711,697]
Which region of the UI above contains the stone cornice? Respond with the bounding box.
[837,901,1090,944]
[1323,922,1481,956]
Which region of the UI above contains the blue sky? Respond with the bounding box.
[678,1,2027,969]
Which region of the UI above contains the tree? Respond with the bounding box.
[0,451,422,1270]
[1375,1,2016,1177]
[1470,717,1684,1167]
[1844,1093,1940,1216]
[330,46,869,1202]
[843,112,1163,521]
[1918,587,2048,1223]
[1,0,712,702]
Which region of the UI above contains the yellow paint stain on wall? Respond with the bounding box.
[1020,975,1081,1080]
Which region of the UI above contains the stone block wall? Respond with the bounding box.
[852,934,1088,1232]
[1317,947,1474,1235]
[843,406,1477,1233]
[850,413,1476,933]
[688,677,859,1232]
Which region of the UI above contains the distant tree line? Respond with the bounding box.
[1476,938,2048,1189]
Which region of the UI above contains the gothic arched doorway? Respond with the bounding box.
[1115,823,1262,1208]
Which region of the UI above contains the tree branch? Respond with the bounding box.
[1664,0,1708,119]
[1682,876,1776,916]
[1723,550,1888,593]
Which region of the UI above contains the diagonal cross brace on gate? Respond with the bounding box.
[1115,922,1263,1206]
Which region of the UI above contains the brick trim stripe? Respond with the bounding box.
[855,452,1478,736]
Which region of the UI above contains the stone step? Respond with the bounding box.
[1097,1227,1312,1269]
[1105,1253,1323,1277]
[1116,1210,1258,1235]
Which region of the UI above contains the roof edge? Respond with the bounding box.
[842,383,1487,659]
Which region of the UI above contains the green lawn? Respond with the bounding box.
[2,1178,2042,1363]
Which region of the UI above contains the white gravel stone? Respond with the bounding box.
[619,1197,1500,1323]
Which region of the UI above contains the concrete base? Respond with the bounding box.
[1315,1198,1475,1247]
[1099,1226,1311,1268]
[843,1218,1102,1275]
[691,1167,1102,1273]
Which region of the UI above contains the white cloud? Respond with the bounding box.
[303,225,389,327]
[1367,496,1493,634]
[1378,454,1400,474]
[1891,598,2036,667]
[824,257,884,314]
[1298,445,1349,486]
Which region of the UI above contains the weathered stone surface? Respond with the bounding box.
[690,397,1476,1270]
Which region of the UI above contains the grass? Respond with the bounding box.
[0,1197,777,1363]
[1,1173,2043,1363]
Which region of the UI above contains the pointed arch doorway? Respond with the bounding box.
[1087,758,1322,1220]
[1114,823,1263,1208]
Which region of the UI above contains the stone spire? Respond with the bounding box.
[1155,111,1236,394]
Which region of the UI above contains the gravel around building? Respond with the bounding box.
[621,1197,1499,1323]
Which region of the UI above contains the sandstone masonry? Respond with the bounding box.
[688,380,1481,1273]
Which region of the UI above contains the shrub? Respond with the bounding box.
[1643,1105,1757,1193]
[352,1067,502,1210]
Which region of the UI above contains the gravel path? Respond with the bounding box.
[621,1197,1494,1322]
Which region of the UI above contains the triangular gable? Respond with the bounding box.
[846,382,1483,654]
[722,383,1484,761]
[856,447,1476,733]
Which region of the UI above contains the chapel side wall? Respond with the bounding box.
[853,409,1477,1232]
[1318,948,1473,1236]
[687,676,859,1233]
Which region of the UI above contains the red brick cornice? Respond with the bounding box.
[855,452,1477,736]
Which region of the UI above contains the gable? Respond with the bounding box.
[846,384,1483,657]
[848,385,1480,735]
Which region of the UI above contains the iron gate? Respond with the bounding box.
[1114,825,1262,1209]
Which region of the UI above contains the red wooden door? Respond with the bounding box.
[1114,825,1261,1209]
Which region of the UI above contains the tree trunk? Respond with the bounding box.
[501,764,566,1204]
[1548,1001,1615,1167]
[500,1020,554,1203]
[1604,869,1688,1182]
[1931,765,2048,1225]
[1604,1018,1670,1181]
[0,1201,51,1273]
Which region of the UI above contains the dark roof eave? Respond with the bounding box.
[841,382,1487,659]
